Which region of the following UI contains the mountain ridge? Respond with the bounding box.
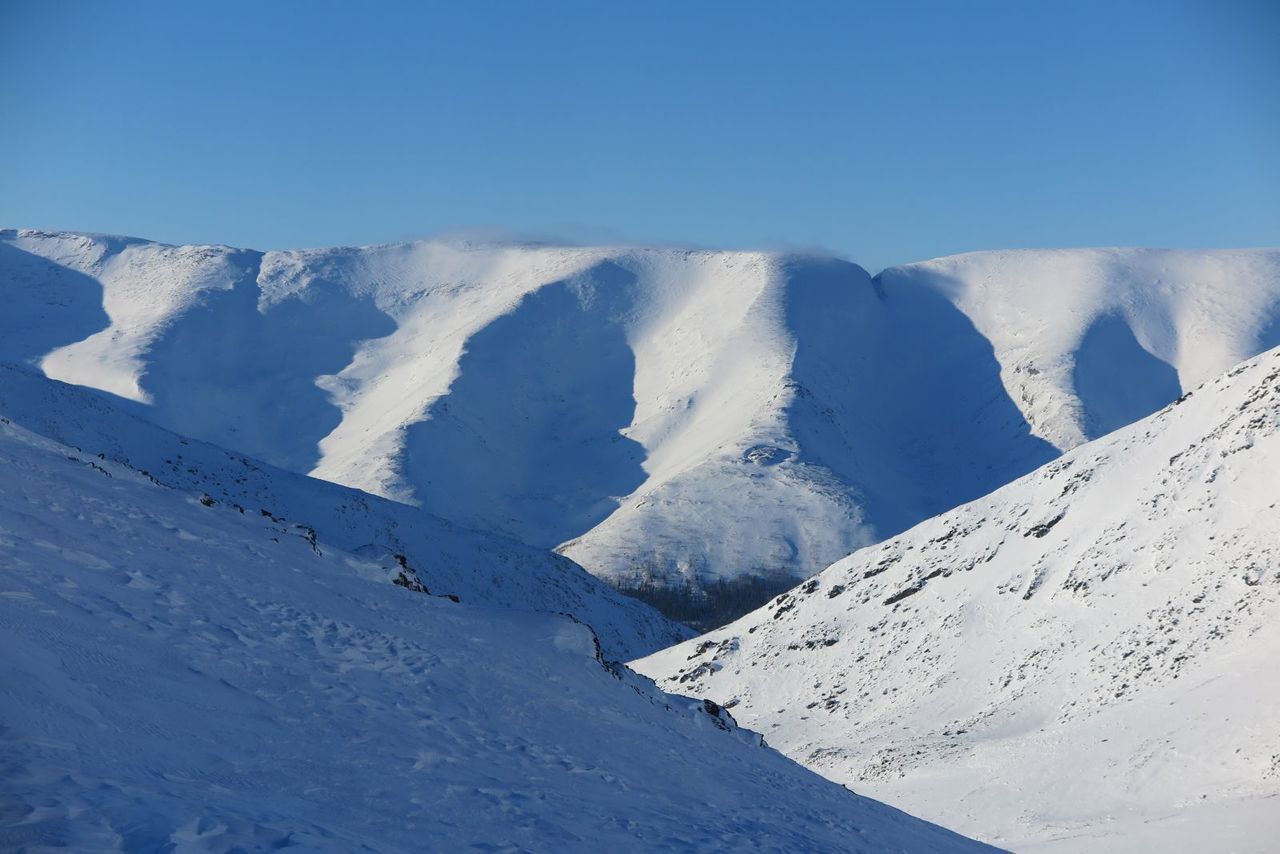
[4,228,1279,625]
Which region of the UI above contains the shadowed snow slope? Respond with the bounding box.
[4,230,1278,613]
[0,403,993,853]
[0,364,689,659]
[634,347,1280,852]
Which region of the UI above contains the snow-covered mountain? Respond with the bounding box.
[0,389,993,853]
[5,229,1279,625]
[0,364,688,659]
[883,248,1280,449]
[634,346,1280,852]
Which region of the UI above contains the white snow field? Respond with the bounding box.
[0,384,995,853]
[635,346,1280,852]
[4,229,1280,620]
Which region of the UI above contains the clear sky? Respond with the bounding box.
[2,0,1277,271]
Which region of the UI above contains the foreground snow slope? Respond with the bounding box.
[0,410,993,853]
[635,347,1280,852]
[4,230,1278,608]
[0,364,689,659]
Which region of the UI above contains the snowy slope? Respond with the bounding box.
[881,248,1280,449]
[635,347,1280,852]
[0,364,689,659]
[0,231,1050,609]
[0,407,994,853]
[5,229,1279,621]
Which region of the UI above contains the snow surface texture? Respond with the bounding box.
[0,364,688,660]
[635,347,1280,852]
[0,401,994,853]
[5,230,1279,603]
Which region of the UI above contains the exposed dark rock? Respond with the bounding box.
[1025,510,1066,538]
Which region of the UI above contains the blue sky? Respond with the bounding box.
[2,0,1277,271]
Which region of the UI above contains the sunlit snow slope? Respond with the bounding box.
[4,230,1278,613]
[0,401,994,853]
[635,347,1280,852]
